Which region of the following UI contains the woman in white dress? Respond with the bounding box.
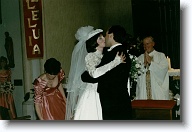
[73,28,126,120]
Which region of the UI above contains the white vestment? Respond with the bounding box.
[74,50,121,120]
[136,50,169,100]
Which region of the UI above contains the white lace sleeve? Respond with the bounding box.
[85,53,121,78]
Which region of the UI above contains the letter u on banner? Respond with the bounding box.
[23,0,44,59]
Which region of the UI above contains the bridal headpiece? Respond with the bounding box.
[75,25,94,41]
[75,25,103,42]
[87,29,103,40]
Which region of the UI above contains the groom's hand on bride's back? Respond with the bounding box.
[81,71,98,83]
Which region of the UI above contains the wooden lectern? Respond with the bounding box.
[131,100,177,120]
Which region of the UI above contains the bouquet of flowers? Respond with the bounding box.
[129,54,144,82]
[0,82,14,94]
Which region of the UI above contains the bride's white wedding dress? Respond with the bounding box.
[74,50,121,120]
[74,82,102,120]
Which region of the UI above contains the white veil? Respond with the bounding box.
[65,26,94,120]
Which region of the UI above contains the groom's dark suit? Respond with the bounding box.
[81,44,132,120]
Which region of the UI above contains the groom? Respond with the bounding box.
[82,25,132,120]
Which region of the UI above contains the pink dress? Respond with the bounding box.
[0,69,17,119]
[33,70,66,120]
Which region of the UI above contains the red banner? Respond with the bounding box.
[23,0,44,59]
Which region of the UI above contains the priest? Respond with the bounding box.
[136,35,169,100]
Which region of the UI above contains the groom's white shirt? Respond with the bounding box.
[107,43,122,51]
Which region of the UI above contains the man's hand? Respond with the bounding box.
[144,52,153,65]
[116,52,126,63]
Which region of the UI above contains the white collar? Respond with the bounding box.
[148,49,156,56]
[107,43,122,51]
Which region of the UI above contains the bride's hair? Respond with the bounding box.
[86,32,103,53]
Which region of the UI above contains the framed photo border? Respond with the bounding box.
[0,0,191,131]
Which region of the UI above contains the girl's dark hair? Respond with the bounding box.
[44,58,61,75]
[108,25,127,44]
[86,32,103,53]
[0,56,9,70]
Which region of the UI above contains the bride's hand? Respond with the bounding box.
[116,52,126,63]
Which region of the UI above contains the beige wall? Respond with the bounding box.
[42,0,133,77]
[43,0,102,76]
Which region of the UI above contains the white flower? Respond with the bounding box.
[129,54,144,83]
[135,64,140,68]
[129,55,133,59]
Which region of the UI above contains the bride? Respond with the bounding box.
[66,26,125,120]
